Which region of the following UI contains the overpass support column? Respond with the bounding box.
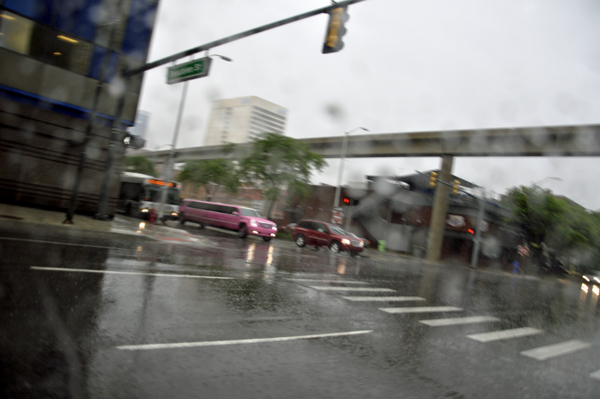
[426,155,454,262]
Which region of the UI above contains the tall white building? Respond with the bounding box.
[204,96,288,145]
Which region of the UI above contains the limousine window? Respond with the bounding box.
[240,208,263,218]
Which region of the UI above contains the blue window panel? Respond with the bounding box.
[3,0,52,24]
[89,46,119,81]
[121,0,157,61]
[53,0,102,42]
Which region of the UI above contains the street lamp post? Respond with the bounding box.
[533,177,562,187]
[333,127,369,211]
[156,54,232,223]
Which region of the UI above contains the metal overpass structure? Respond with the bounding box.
[147,124,600,163]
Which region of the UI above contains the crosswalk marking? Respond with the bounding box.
[590,369,600,380]
[521,340,592,361]
[288,278,369,285]
[309,286,395,292]
[419,316,500,327]
[343,296,426,302]
[380,306,463,314]
[467,327,543,343]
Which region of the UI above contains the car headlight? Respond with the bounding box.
[272,226,277,230]
[250,219,258,227]
[342,239,350,245]
[141,209,149,213]
[583,276,590,282]
[594,277,600,283]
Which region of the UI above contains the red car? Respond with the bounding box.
[292,219,364,255]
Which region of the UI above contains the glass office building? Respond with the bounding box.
[0,0,159,214]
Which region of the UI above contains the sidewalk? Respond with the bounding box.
[0,203,210,245]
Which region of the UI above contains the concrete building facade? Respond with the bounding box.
[204,96,288,145]
[0,0,159,214]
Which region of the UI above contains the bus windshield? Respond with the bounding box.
[144,185,180,205]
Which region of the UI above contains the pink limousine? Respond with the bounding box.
[178,199,278,241]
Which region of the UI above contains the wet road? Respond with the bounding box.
[1,218,600,398]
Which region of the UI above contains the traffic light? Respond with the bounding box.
[322,6,349,54]
[343,197,360,206]
[429,171,438,188]
[123,132,146,149]
[452,180,461,195]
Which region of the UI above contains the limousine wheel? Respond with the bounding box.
[330,241,341,253]
[263,237,272,242]
[295,234,306,247]
[238,224,248,238]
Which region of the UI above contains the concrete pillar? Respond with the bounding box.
[426,155,454,262]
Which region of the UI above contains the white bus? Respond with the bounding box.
[117,172,181,220]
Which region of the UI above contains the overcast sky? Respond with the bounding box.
[136,0,600,209]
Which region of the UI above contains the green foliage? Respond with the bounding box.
[240,133,326,218]
[178,158,240,200]
[124,156,157,176]
[502,185,600,269]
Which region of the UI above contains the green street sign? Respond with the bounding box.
[166,57,212,84]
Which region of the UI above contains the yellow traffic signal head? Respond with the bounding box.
[429,171,438,188]
[452,180,461,194]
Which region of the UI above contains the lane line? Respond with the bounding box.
[1,237,115,250]
[343,296,426,302]
[521,340,592,361]
[380,306,463,314]
[309,286,395,292]
[590,369,600,381]
[117,330,373,351]
[467,327,543,343]
[420,316,500,327]
[288,278,369,285]
[31,266,233,280]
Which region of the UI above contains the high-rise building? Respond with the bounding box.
[204,96,288,145]
[0,0,160,215]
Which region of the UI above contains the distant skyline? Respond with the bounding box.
[137,0,600,209]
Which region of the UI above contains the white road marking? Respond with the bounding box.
[467,327,543,343]
[288,278,369,285]
[343,296,426,302]
[117,330,373,351]
[1,237,115,249]
[590,369,600,380]
[380,306,463,314]
[31,266,233,280]
[309,286,395,292]
[521,340,592,361]
[419,316,500,327]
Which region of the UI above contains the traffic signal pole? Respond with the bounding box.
[426,155,454,262]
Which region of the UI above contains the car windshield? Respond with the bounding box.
[329,226,347,235]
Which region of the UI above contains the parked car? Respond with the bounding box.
[178,199,277,241]
[292,219,364,255]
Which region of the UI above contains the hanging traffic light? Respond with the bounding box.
[343,197,360,206]
[429,171,438,188]
[452,180,461,195]
[322,6,349,54]
[343,196,351,205]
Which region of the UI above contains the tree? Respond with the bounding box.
[239,133,326,219]
[124,156,157,176]
[502,185,600,270]
[178,158,240,200]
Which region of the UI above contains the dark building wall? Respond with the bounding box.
[0,0,159,214]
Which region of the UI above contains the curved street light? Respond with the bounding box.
[333,126,370,210]
[533,177,562,187]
